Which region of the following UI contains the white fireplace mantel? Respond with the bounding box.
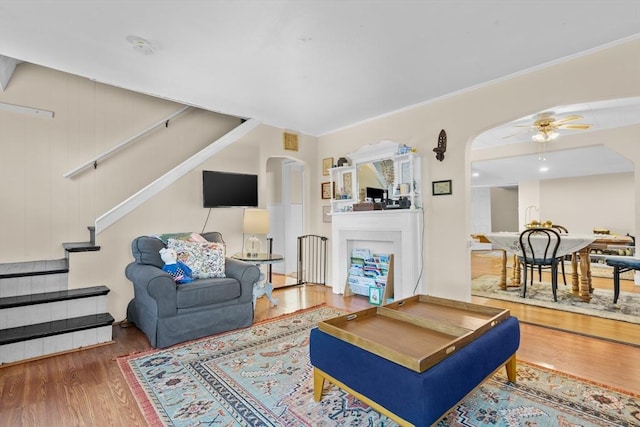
[331,209,423,300]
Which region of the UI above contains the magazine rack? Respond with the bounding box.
[344,253,394,303]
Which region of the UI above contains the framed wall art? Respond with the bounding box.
[432,180,452,196]
[283,132,299,151]
[322,157,334,176]
[343,172,352,196]
[321,181,334,199]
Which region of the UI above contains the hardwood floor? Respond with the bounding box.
[1,260,638,425]
[470,250,640,346]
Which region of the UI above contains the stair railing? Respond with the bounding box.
[63,105,192,179]
[94,118,261,234]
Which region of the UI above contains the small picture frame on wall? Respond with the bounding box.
[432,180,452,196]
[322,157,334,176]
[321,181,334,199]
[368,286,382,306]
[283,132,299,151]
[322,205,332,223]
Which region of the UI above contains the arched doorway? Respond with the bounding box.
[266,157,304,287]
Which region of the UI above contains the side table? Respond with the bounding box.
[232,252,284,307]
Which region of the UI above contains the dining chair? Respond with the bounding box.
[605,257,640,304]
[519,228,562,302]
[551,224,570,286]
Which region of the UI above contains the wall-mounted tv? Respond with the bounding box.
[202,170,258,208]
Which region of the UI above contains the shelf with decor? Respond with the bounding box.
[329,140,421,213]
[329,165,356,212]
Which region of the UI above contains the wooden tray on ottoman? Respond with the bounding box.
[317,295,509,372]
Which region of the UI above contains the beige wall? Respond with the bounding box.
[266,158,304,205]
[0,63,318,321]
[490,187,518,232]
[0,63,244,262]
[539,172,635,235]
[318,38,640,302]
[490,172,635,235]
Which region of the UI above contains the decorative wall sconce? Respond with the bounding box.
[433,129,447,161]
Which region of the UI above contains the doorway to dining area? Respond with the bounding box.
[468,98,639,343]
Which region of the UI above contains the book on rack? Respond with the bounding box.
[346,250,394,301]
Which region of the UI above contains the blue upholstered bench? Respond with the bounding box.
[310,316,520,427]
[605,257,640,303]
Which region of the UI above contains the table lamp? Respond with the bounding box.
[243,208,270,257]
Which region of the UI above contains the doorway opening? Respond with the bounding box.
[266,157,304,288]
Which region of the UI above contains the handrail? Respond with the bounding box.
[94,118,261,234]
[63,105,192,178]
[0,101,54,118]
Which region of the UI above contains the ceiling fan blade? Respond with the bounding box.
[559,124,591,130]
[550,115,582,125]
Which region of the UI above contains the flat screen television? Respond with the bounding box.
[202,170,258,208]
[366,186,385,201]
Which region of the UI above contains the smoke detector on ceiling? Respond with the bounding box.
[126,35,154,55]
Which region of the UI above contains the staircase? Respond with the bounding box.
[0,227,114,365]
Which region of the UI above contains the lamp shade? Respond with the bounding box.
[243,209,270,234]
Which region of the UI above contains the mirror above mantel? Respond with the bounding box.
[329,140,421,213]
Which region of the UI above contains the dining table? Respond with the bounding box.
[472,231,634,302]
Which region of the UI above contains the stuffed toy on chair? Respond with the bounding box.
[159,247,193,284]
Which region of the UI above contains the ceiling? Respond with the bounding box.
[0,1,639,137]
[470,98,640,187]
[471,145,635,188]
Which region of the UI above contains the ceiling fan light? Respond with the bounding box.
[532,133,546,142]
[532,129,558,143]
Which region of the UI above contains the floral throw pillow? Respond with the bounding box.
[167,239,226,279]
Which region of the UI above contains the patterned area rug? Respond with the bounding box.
[472,275,640,325]
[118,305,639,426]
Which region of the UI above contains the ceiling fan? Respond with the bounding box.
[504,112,591,142]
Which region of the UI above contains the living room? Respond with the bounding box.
[1,2,639,425]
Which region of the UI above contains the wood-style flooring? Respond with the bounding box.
[0,254,638,426]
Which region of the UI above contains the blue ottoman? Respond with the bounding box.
[310,316,520,426]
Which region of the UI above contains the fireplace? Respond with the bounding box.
[331,210,423,300]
